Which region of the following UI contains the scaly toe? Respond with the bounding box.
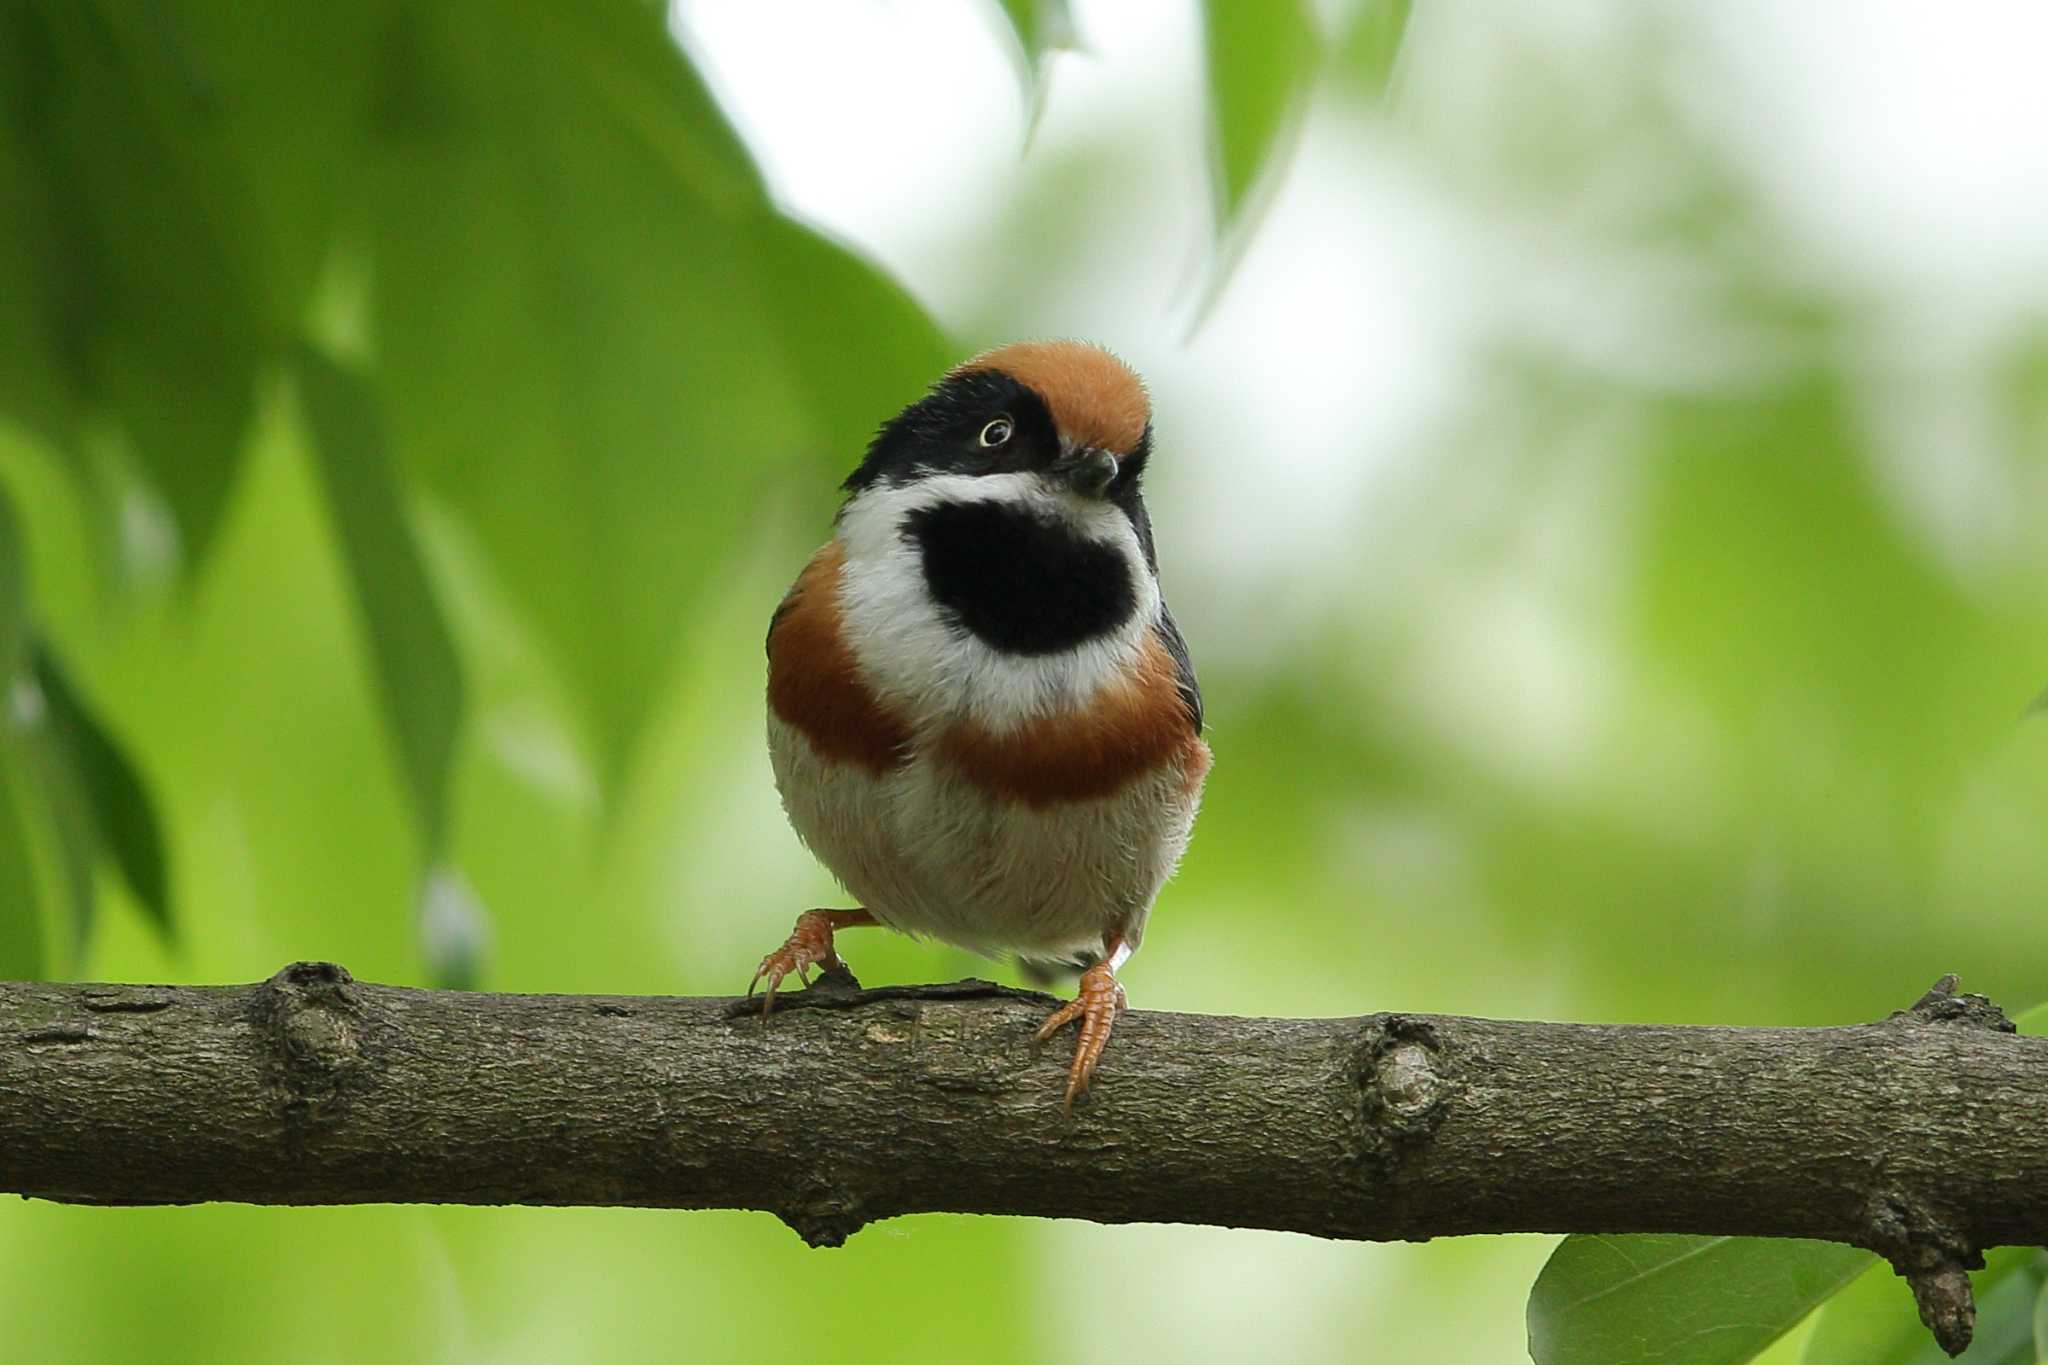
[1034,999,1084,1043]
[1043,971,1128,1111]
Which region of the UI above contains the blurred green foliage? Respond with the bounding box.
[998,0,1076,89]
[1202,0,1318,230]
[1201,0,1407,248]
[0,0,948,966]
[0,1,2045,1362]
[1802,1248,2046,1365]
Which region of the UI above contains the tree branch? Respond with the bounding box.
[3,964,2039,1354]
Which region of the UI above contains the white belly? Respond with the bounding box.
[768,712,1200,961]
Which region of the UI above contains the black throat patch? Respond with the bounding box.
[902,500,1138,656]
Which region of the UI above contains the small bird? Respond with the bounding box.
[754,340,1210,1108]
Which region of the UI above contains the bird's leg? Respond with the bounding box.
[750,909,876,1014]
[1034,936,1134,1112]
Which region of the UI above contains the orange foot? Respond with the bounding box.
[1035,959,1128,1112]
[750,909,876,1014]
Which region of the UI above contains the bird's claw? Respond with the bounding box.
[749,911,846,1016]
[1035,964,1127,1112]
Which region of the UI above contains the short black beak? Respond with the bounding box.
[1056,447,1119,499]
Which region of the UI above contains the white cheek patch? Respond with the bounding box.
[833,473,1161,732]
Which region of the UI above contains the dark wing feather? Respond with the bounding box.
[1154,604,1203,734]
[766,588,798,659]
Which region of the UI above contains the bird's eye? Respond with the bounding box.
[978,416,1014,448]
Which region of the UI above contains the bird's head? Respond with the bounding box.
[844,340,1153,532]
[833,341,1164,664]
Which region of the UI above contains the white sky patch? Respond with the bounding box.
[1158,103,1464,651]
[1398,573,1613,790]
[1669,0,2048,312]
[671,0,1023,319]
[1852,322,2027,584]
[1662,1,2048,580]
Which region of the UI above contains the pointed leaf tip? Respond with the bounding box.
[292,344,466,854]
[997,0,1078,75]
[1202,0,1319,232]
[1336,0,1411,99]
[30,643,172,940]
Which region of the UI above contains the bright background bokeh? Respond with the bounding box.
[2,1,2046,1360]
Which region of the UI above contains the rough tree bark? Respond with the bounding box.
[2,965,2040,1355]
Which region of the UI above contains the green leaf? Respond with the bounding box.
[2032,1274,2048,1362]
[1953,1258,2045,1365]
[0,55,74,447]
[996,0,1073,58]
[0,485,39,976]
[1202,0,1320,232]
[7,0,266,563]
[18,696,97,960]
[1,0,389,569]
[292,345,465,852]
[28,642,170,939]
[0,738,48,980]
[1334,0,1410,99]
[0,466,166,957]
[993,0,1077,107]
[125,0,392,338]
[1527,1234,1873,1365]
[751,218,955,473]
[0,473,25,682]
[2016,1001,2048,1036]
[364,0,946,793]
[1803,1247,2047,1365]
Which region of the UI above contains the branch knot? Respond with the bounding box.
[777,1182,869,1249]
[1351,1015,1453,1179]
[256,962,366,1131]
[1893,974,2014,1034]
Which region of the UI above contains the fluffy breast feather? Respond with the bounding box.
[766,541,910,776]
[765,526,1210,959]
[935,629,1206,807]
